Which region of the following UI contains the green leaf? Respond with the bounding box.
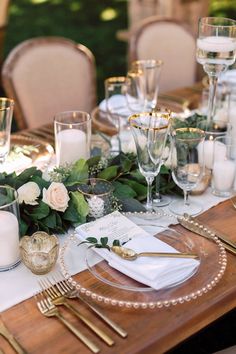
[86,237,98,243]
[86,155,101,167]
[119,178,146,199]
[65,159,88,185]
[100,237,108,246]
[98,166,118,180]
[113,181,137,199]
[129,170,146,183]
[70,191,89,217]
[30,175,50,189]
[42,212,57,229]
[25,201,50,220]
[112,239,121,246]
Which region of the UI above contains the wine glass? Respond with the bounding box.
[129,109,170,211]
[131,59,163,111]
[105,76,132,152]
[0,98,14,171]
[196,17,236,130]
[169,128,205,216]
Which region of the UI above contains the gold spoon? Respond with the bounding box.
[111,246,199,261]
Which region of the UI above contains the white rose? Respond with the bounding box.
[42,182,70,212]
[17,182,40,205]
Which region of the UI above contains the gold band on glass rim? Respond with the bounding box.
[77,178,113,197]
[200,17,236,28]
[174,127,205,141]
[128,108,171,131]
[0,97,14,110]
[132,59,163,67]
[105,76,130,85]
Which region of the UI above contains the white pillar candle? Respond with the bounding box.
[198,140,214,170]
[56,129,88,165]
[213,160,236,191]
[0,211,20,267]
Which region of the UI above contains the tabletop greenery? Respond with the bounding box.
[0,152,181,237]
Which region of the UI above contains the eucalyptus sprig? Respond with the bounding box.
[78,237,121,250]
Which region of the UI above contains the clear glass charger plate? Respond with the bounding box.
[59,215,227,309]
[1,135,54,174]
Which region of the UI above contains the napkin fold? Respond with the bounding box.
[99,94,134,117]
[107,234,199,290]
[76,211,199,290]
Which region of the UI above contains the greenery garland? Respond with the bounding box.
[0,152,181,236]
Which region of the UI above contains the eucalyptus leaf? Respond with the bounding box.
[113,181,137,199]
[70,191,89,217]
[98,165,118,180]
[65,159,88,185]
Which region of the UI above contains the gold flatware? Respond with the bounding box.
[49,275,128,338]
[38,280,114,347]
[111,246,199,260]
[35,296,100,353]
[178,214,236,256]
[0,320,27,354]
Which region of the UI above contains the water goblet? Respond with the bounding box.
[129,109,170,211]
[196,17,236,129]
[0,98,14,171]
[169,128,205,216]
[131,59,163,111]
[105,76,131,152]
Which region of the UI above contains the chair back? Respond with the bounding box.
[128,17,196,93]
[2,37,97,129]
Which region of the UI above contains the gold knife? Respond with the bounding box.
[178,214,236,256]
[0,321,27,354]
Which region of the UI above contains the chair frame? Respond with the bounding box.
[128,16,197,81]
[2,36,97,130]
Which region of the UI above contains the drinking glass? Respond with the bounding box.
[129,109,170,211]
[131,59,163,111]
[0,186,20,271]
[105,76,131,152]
[169,128,205,216]
[196,17,236,129]
[54,110,91,166]
[0,98,14,169]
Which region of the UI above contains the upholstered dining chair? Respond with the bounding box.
[2,37,97,130]
[128,16,197,93]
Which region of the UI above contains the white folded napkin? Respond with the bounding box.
[76,211,199,290]
[107,234,199,290]
[99,94,134,117]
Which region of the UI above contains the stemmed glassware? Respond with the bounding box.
[169,128,205,216]
[130,59,163,111]
[105,76,132,152]
[0,98,14,171]
[196,17,236,130]
[129,109,170,211]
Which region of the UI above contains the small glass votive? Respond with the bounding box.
[0,185,21,272]
[78,178,114,219]
[20,231,59,275]
[54,110,91,166]
[212,136,236,197]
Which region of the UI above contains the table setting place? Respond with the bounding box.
[0,15,236,354]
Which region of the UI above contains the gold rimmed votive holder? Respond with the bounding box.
[78,178,114,219]
[20,231,59,275]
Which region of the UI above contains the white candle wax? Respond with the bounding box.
[214,141,227,162]
[87,196,105,218]
[213,160,236,191]
[197,36,236,53]
[0,211,20,267]
[198,140,214,170]
[56,129,88,166]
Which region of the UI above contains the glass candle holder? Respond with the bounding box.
[78,178,114,219]
[0,185,20,272]
[54,110,91,166]
[20,231,59,275]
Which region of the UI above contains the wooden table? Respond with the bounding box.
[2,83,236,354]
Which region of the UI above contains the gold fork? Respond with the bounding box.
[35,295,100,353]
[0,320,27,354]
[39,279,114,346]
[49,274,128,338]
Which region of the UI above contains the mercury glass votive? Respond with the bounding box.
[77,178,114,219]
[20,231,59,275]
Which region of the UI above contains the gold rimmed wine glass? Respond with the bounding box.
[129,109,170,211]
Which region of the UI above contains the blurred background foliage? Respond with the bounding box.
[3,0,236,105]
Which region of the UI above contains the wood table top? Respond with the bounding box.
[2,82,235,354]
